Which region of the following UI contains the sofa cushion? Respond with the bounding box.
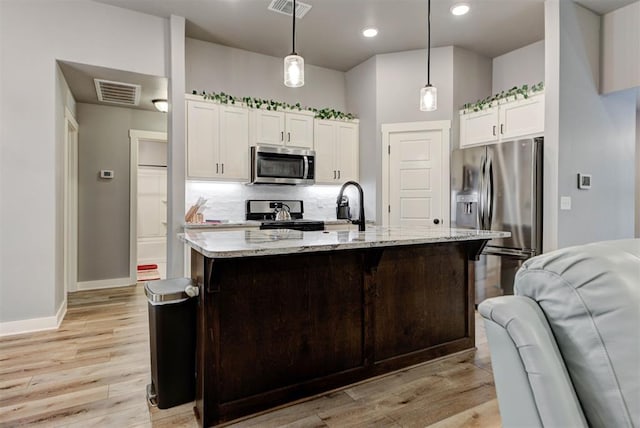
[514,239,640,428]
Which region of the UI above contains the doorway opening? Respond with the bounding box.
[64,108,79,294]
[130,130,168,282]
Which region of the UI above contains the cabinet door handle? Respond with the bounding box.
[338,170,341,179]
[287,132,291,142]
[221,163,224,174]
[492,125,496,136]
[216,163,219,174]
[281,131,284,142]
[333,170,336,179]
[500,124,504,134]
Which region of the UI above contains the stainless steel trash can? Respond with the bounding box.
[145,278,198,409]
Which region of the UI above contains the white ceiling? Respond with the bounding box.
[93,0,545,72]
[66,0,637,110]
[58,61,168,112]
[91,0,637,72]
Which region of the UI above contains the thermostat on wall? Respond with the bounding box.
[577,173,591,189]
[100,170,115,179]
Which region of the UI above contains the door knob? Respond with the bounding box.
[433,218,440,225]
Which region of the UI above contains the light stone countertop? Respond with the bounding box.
[183,221,262,230]
[180,226,510,259]
[182,219,356,230]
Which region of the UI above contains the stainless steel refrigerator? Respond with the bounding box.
[451,137,543,304]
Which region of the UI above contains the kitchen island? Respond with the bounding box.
[182,226,509,427]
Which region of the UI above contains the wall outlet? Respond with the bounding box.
[560,196,572,210]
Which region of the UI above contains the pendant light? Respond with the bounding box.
[420,0,437,111]
[284,0,304,87]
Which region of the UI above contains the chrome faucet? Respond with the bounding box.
[337,181,365,232]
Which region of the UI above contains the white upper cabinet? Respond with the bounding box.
[314,119,359,184]
[186,99,249,181]
[499,93,545,141]
[459,108,499,147]
[460,93,544,148]
[250,109,314,149]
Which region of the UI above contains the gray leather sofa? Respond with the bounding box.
[479,239,640,428]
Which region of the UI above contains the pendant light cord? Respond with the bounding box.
[292,0,296,54]
[427,0,431,85]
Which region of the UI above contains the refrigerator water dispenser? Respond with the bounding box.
[455,193,479,228]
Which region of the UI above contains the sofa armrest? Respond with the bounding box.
[479,296,587,428]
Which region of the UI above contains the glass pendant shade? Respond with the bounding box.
[420,85,437,111]
[284,54,304,88]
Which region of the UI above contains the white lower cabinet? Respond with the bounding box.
[459,93,544,147]
[186,99,249,180]
[314,119,359,184]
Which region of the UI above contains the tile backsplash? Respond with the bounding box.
[186,181,354,221]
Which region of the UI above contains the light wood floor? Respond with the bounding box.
[0,283,501,427]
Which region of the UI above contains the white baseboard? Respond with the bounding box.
[0,298,67,337]
[75,277,136,291]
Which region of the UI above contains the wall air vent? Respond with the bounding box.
[94,79,141,106]
[268,0,312,18]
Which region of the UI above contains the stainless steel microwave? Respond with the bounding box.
[250,146,315,185]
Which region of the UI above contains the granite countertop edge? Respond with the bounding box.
[180,227,509,259]
[183,219,358,229]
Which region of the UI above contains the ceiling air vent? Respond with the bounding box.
[94,79,141,106]
[268,0,312,18]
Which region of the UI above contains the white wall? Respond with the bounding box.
[76,103,166,282]
[167,15,187,280]
[346,57,378,223]
[636,106,640,238]
[0,0,168,327]
[345,47,489,222]
[492,40,545,94]
[546,1,636,249]
[453,47,493,150]
[186,38,347,112]
[374,47,455,222]
[601,2,640,94]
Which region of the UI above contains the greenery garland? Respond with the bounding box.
[193,90,357,121]
[461,82,544,114]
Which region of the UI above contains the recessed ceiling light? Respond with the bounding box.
[362,28,378,38]
[450,3,470,16]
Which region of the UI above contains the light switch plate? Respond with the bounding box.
[560,196,572,210]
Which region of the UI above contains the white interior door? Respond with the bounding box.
[382,121,450,228]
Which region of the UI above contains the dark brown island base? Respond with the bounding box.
[182,227,509,427]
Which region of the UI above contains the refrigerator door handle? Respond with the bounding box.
[487,157,494,229]
[479,155,486,229]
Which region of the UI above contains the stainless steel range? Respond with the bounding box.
[246,200,325,231]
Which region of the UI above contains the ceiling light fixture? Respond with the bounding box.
[420,0,437,111]
[450,3,470,16]
[284,0,304,87]
[152,99,168,113]
[362,27,378,38]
